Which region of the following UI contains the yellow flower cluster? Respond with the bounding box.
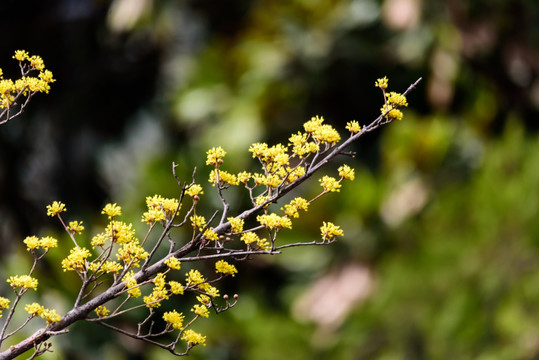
[0,297,10,318]
[7,275,38,291]
[185,184,204,197]
[376,77,408,121]
[203,228,219,241]
[102,203,122,219]
[227,217,244,233]
[215,260,238,277]
[338,165,355,181]
[190,215,207,230]
[163,310,184,330]
[169,281,184,295]
[68,220,85,235]
[181,329,206,346]
[143,273,169,308]
[240,232,271,250]
[141,195,180,223]
[1,50,55,110]
[46,201,66,217]
[192,304,210,318]
[23,235,58,252]
[320,222,344,241]
[123,271,141,298]
[206,146,226,166]
[94,305,110,318]
[345,120,361,134]
[257,213,292,230]
[304,116,341,144]
[116,240,149,267]
[375,76,388,89]
[24,302,61,324]
[165,256,182,270]
[282,197,309,218]
[319,175,341,192]
[88,260,123,275]
[61,247,91,272]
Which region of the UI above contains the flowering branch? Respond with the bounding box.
[0,66,420,359]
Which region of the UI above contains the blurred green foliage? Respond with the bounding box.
[1,0,539,359]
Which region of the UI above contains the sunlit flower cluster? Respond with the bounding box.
[282,197,309,218]
[215,260,238,277]
[23,235,58,252]
[46,201,66,217]
[142,195,180,223]
[320,222,344,241]
[163,310,185,330]
[376,77,408,121]
[1,50,55,111]
[24,302,61,324]
[257,213,292,230]
[7,275,38,291]
[0,297,10,318]
[61,247,91,272]
[181,329,206,346]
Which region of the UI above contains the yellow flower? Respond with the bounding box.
[123,271,141,298]
[61,247,91,272]
[203,228,219,241]
[256,238,271,251]
[102,203,122,219]
[190,215,207,230]
[319,175,341,192]
[7,275,38,291]
[185,269,205,286]
[25,302,44,317]
[375,76,388,89]
[192,304,210,318]
[345,120,361,134]
[23,236,40,251]
[312,124,341,144]
[237,171,251,183]
[208,169,238,186]
[206,146,226,166]
[163,310,184,330]
[106,221,136,244]
[13,50,29,61]
[227,217,244,233]
[142,195,180,223]
[248,142,268,158]
[303,115,325,133]
[185,184,204,197]
[240,232,259,245]
[0,297,10,309]
[338,165,355,181]
[116,241,149,267]
[68,221,85,235]
[95,306,110,318]
[46,201,66,217]
[386,91,408,107]
[165,256,182,270]
[215,260,238,277]
[380,104,404,121]
[282,197,309,218]
[257,213,292,230]
[43,308,61,324]
[169,281,184,295]
[0,297,9,318]
[181,329,206,346]
[88,261,123,274]
[320,221,344,241]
